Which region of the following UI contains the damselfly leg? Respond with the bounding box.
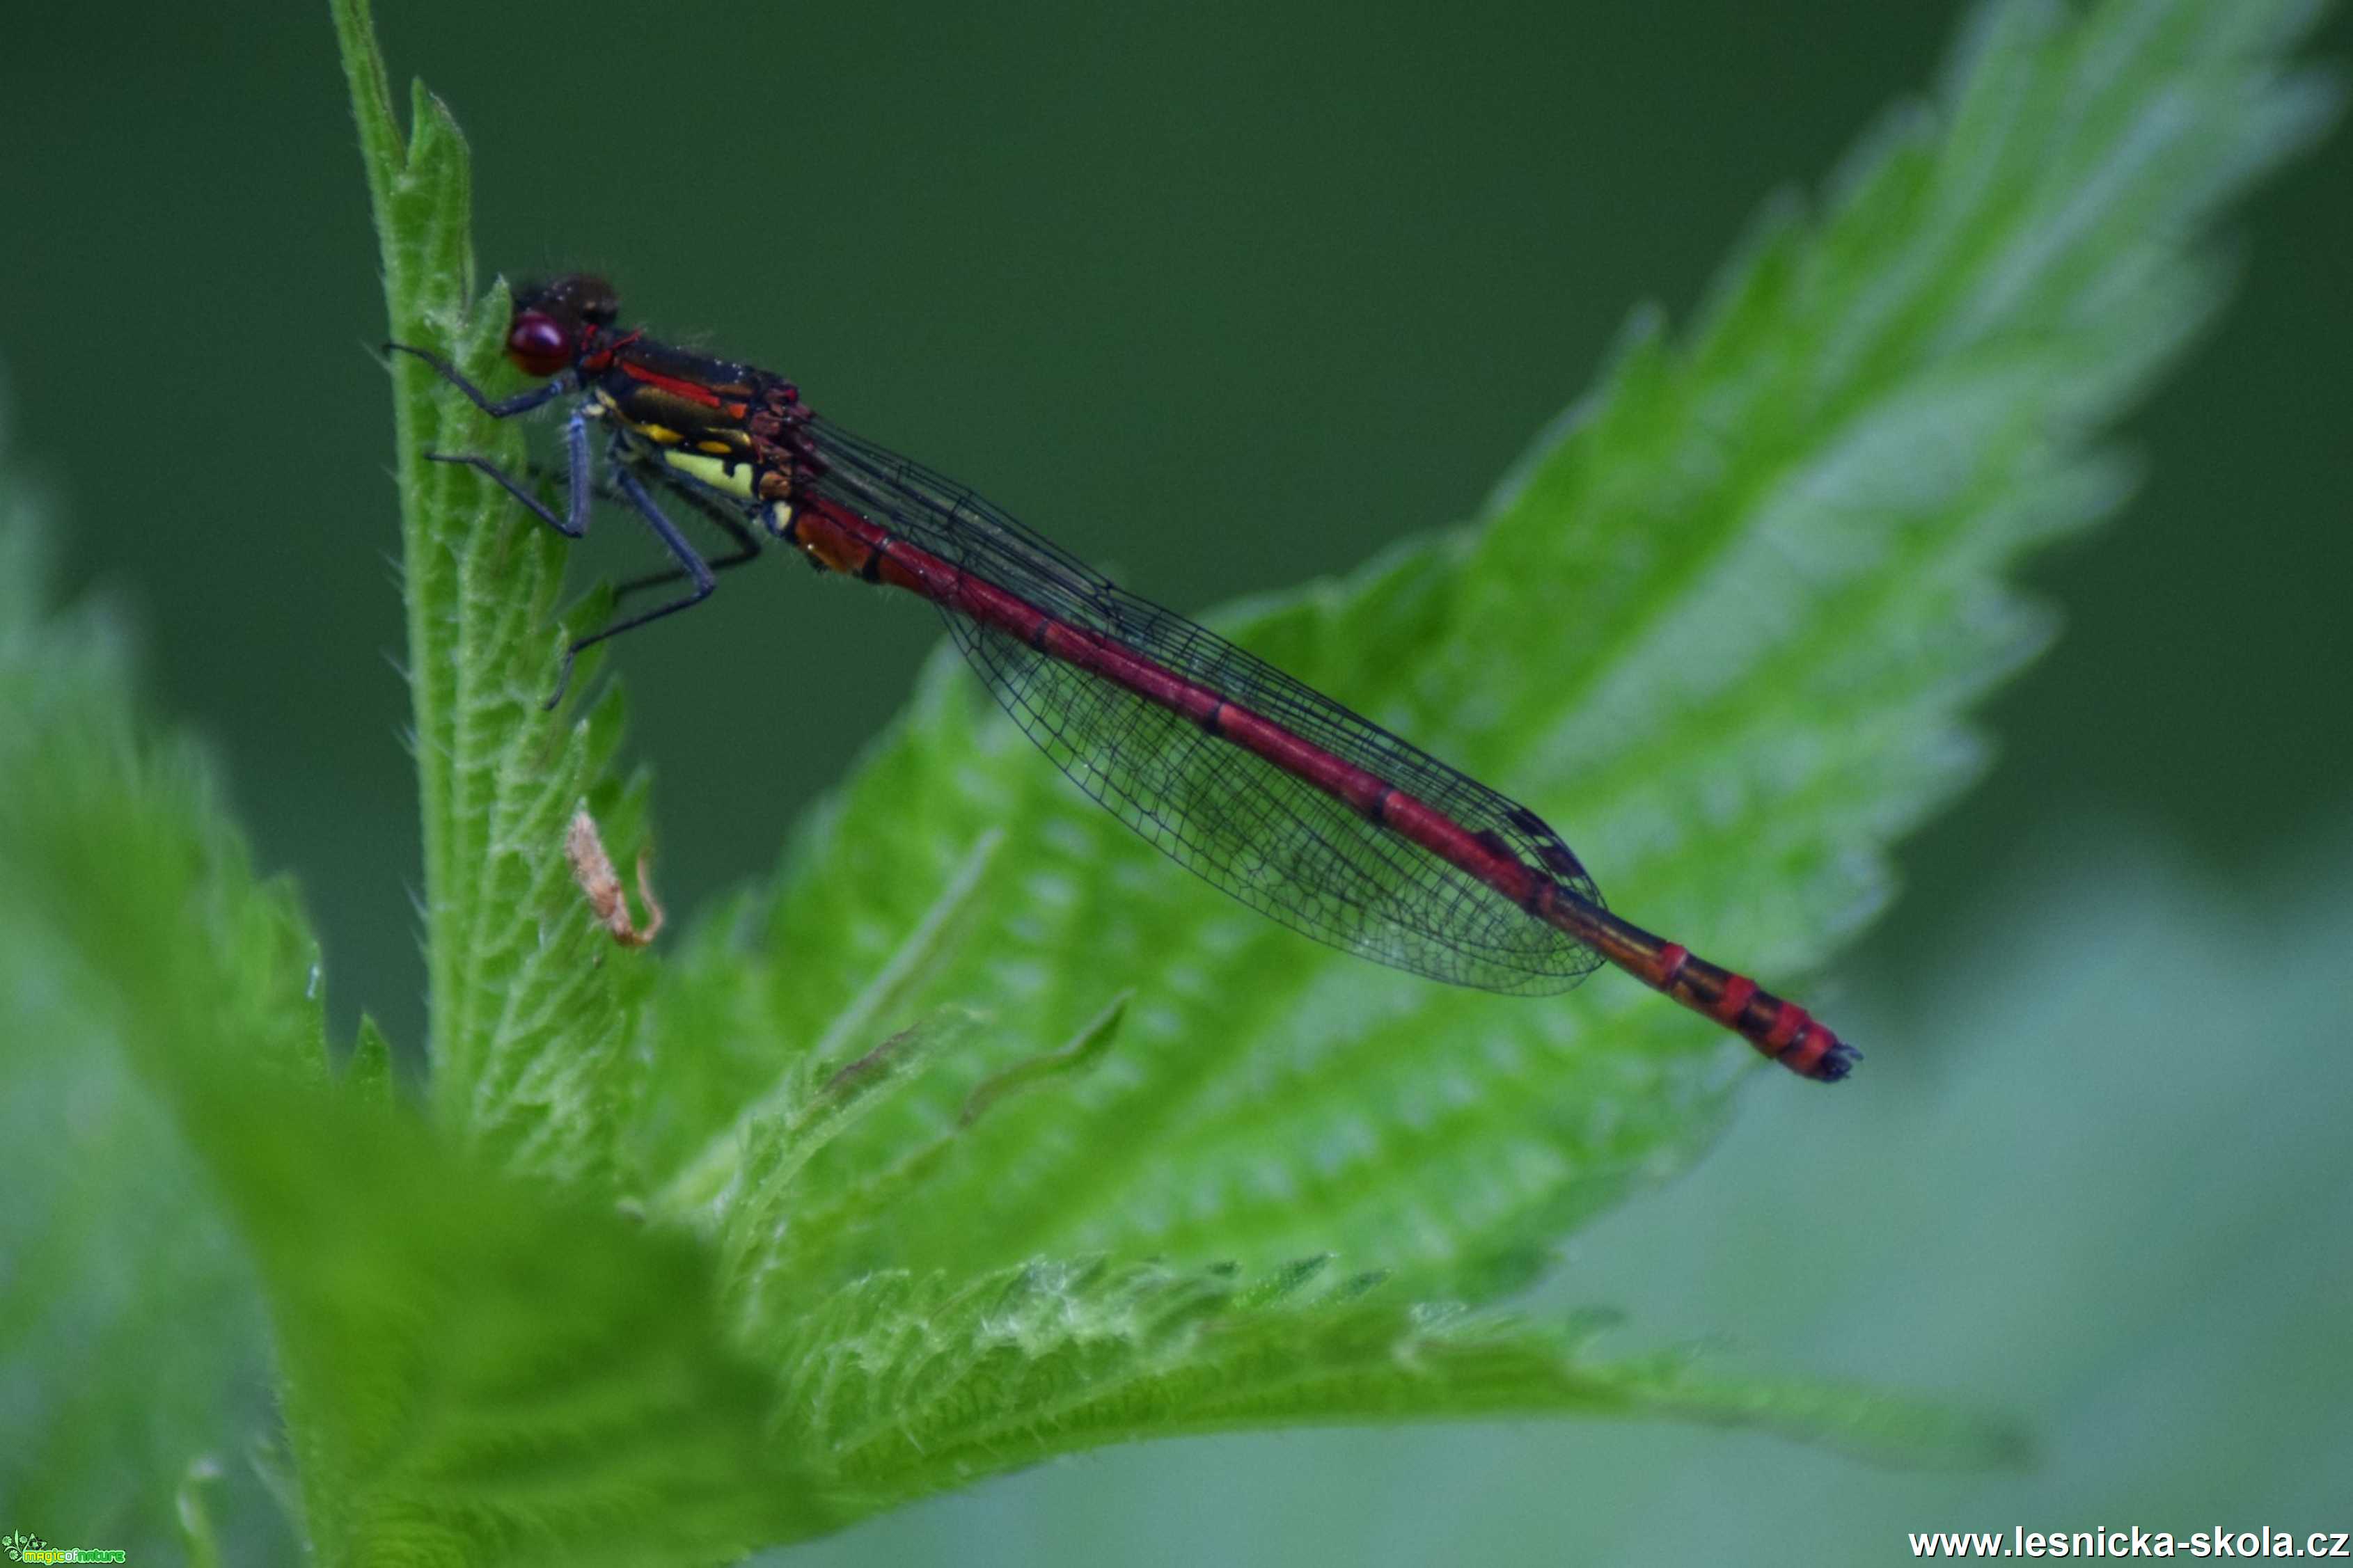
[389,338,737,705]
[500,454,769,602]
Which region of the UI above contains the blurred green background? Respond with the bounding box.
[4,1,2347,1562]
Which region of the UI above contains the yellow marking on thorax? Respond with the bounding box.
[595,387,687,443]
[661,448,756,498]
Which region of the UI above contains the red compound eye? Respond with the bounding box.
[505,310,572,377]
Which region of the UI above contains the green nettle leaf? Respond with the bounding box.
[337,0,655,1191]
[0,0,2332,1559]
[0,512,294,1564]
[762,1258,2022,1520]
[632,0,2340,1320]
[0,463,832,1562]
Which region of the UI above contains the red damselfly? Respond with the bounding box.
[389,276,1857,1082]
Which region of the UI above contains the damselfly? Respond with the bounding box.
[389,276,1858,1082]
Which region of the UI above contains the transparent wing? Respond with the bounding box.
[808,416,1605,994]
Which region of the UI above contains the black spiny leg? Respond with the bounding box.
[389,338,595,541]
[427,404,597,542]
[545,464,719,707]
[615,473,764,602]
[385,340,739,706]
[385,341,573,419]
[498,457,766,597]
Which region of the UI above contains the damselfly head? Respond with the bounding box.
[505,274,620,378]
